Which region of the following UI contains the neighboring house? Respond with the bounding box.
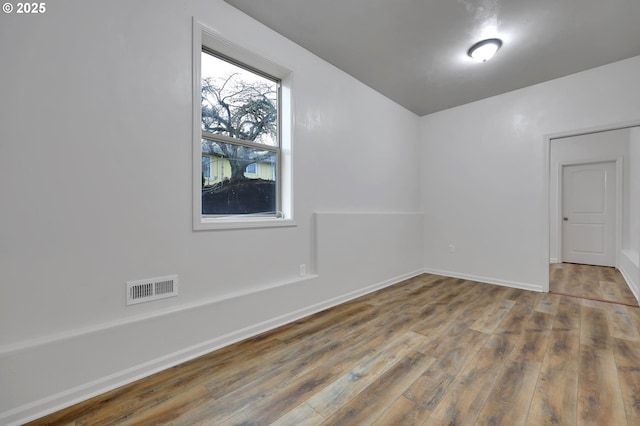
[201,154,276,185]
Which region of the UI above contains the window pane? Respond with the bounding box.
[201,156,211,179]
[245,163,257,174]
[202,139,277,215]
[201,51,278,147]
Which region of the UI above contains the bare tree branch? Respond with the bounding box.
[201,71,277,181]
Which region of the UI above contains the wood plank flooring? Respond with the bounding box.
[29,274,640,425]
[550,263,639,306]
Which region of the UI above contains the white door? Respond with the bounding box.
[561,161,616,266]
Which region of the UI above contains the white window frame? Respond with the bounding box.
[193,19,294,230]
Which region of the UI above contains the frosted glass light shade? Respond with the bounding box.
[468,38,502,62]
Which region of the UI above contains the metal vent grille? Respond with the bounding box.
[126,275,178,305]
[155,279,174,295]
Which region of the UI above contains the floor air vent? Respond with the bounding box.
[126,275,178,305]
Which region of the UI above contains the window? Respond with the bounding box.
[202,156,211,180]
[245,163,257,175]
[201,50,279,214]
[193,20,293,230]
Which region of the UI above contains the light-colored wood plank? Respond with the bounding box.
[410,303,458,338]
[371,395,426,426]
[626,305,640,337]
[221,366,337,425]
[403,330,487,412]
[475,360,540,426]
[535,292,560,314]
[577,343,627,426]
[600,280,622,300]
[526,330,579,425]
[357,274,444,307]
[553,295,581,332]
[607,302,640,341]
[422,310,486,359]
[612,338,640,424]
[470,298,516,334]
[305,331,427,417]
[320,351,436,425]
[117,385,213,425]
[549,262,568,293]
[430,332,519,425]
[510,311,553,366]
[275,301,375,344]
[271,403,326,426]
[580,304,611,349]
[173,364,315,425]
[494,301,534,336]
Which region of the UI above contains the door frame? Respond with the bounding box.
[543,118,640,293]
[555,157,622,265]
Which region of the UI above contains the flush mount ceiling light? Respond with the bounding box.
[468,38,503,62]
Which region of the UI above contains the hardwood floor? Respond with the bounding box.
[29,274,640,425]
[550,263,639,306]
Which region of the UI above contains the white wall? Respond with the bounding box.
[419,55,640,291]
[629,128,640,256]
[621,128,640,297]
[548,129,630,263]
[0,0,422,423]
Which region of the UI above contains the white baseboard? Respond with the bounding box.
[619,267,640,302]
[619,250,640,304]
[422,268,543,293]
[1,269,423,426]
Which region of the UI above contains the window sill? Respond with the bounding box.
[194,217,297,231]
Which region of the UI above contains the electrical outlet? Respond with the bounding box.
[448,244,455,253]
[300,264,306,276]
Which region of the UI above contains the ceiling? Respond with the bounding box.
[224,0,640,116]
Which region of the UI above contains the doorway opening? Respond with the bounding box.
[547,124,640,306]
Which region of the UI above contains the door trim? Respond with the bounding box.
[555,157,622,265]
[543,118,640,293]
